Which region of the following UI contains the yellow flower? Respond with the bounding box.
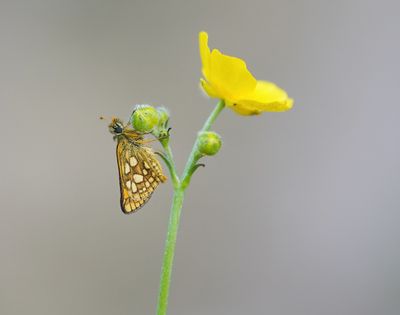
[199,31,293,115]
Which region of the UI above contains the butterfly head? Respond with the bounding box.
[108,117,124,135]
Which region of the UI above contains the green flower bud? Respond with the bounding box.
[197,131,222,156]
[157,107,170,128]
[131,104,160,133]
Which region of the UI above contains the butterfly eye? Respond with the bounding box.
[109,122,123,135]
[114,124,123,133]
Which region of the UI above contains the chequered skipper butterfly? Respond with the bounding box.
[106,117,167,214]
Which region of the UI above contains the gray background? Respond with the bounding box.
[1,1,399,314]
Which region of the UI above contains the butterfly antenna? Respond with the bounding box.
[100,115,117,122]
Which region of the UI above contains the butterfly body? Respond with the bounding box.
[109,118,167,214]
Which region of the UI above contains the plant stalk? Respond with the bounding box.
[156,100,225,315]
[156,189,184,315]
[181,100,225,189]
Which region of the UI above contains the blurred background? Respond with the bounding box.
[1,0,399,314]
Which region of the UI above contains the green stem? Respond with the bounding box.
[160,139,180,189]
[156,189,184,315]
[156,100,225,315]
[181,99,225,189]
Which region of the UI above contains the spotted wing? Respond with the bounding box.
[116,137,167,214]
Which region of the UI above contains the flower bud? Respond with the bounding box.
[157,107,170,128]
[131,105,160,133]
[197,131,222,156]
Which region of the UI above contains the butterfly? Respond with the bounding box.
[106,117,167,214]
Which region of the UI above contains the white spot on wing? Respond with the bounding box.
[130,156,138,167]
[133,174,144,183]
[125,163,130,174]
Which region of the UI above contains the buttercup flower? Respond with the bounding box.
[199,31,293,115]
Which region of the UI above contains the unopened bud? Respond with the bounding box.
[157,107,170,128]
[131,104,159,133]
[197,131,222,156]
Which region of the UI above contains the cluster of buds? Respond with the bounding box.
[130,105,170,138]
[131,104,222,157]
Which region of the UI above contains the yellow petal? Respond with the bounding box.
[199,31,211,79]
[234,81,293,113]
[200,78,219,98]
[227,102,263,115]
[207,49,256,100]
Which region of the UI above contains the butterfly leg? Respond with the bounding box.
[136,129,171,145]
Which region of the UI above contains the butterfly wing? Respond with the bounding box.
[116,137,167,214]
